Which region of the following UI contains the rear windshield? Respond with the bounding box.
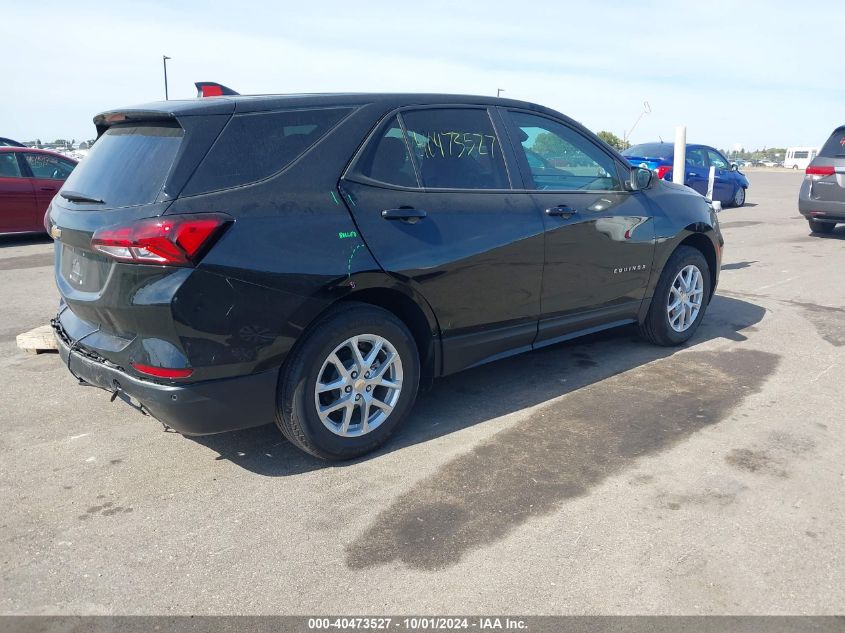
[61,123,183,207]
[819,127,845,158]
[182,106,353,195]
[622,143,673,159]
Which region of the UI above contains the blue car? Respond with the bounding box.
[622,142,749,207]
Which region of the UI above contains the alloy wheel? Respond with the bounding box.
[667,265,704,333]
[314,334,403,437]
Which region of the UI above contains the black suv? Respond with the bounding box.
[49,93,722,460]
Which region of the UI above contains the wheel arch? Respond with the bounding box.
[639,229,720,323]
[339,285,441,388]
[677,232,718,300]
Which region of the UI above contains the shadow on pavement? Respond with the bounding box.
[190,294,767,478]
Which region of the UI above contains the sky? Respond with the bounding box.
[5,0,843,151]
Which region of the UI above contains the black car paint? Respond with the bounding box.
[49,93,722,435]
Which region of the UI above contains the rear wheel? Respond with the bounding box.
[639,246,711,346]
[808,218,836,234]
[276,303,420,460]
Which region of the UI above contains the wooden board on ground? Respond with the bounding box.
[16,325,57,355]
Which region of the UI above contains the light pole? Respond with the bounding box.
[163,55,171,100]
[624,100,651,146]
[497,88,505,97]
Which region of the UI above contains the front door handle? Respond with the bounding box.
[381,208,427,224]
[40,187,57,192]
[545,205,577,218]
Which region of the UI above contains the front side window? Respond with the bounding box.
[706,150,729,169]
[507,111,620,191]
[0,153,22,178]
[686,148,708,170]
[356,116,418,187]
[400,108,509,189]
[22,153,75,180]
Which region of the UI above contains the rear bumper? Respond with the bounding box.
[799,193,845,222]
[54,329,279,435]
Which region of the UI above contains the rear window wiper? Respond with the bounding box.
[60,190,105,204]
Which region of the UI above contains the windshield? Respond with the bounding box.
[60,123,184,208]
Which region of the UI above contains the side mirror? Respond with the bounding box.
[628,166,654,191]
[730,163,739,171]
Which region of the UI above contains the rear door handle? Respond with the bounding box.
[545,205,577,218]
[40,187,57,192]
[381,208,427,223]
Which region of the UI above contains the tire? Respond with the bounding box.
[639,246,711,346]
[730,186,746,207]
[808,218,836,234]
[276,302,420,460]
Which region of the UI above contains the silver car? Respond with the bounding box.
[799,126,845,233]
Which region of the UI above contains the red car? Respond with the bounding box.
[0,147,77,234]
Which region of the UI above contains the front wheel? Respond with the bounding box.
[639,246,711,346]
[276,303,420,460]
[730,186,746,207]
[808,218,836,234]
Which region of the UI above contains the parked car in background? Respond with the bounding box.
[622,142,750,207]
[799,126,845,234]
[784,147,819,170]
[0,137,26,148]
[761,159,780,168]
[0,147,77,234]
[48,92,722,460]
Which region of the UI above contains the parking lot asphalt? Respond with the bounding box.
[0,171,842,615]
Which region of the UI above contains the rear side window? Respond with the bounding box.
[185,107,353,194]
[61,123,183,208]
[400,108,509,189]
[356,116,419,188]
[819,128,845,158]
[0,153,22,178]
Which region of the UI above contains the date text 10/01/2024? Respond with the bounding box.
[307,617,528,630]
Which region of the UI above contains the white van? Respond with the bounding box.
[784,147,819,170]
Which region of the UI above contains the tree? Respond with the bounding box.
[532,132,573,157]
[597,131,629,151]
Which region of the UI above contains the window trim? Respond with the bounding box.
[344,104,516,193]
[500,107,630,194]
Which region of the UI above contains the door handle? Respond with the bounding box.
[545,205,577,218]
[381,208,427,224]
[40,187,57,192]
[688,172,698,177]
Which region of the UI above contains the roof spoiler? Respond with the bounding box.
[195,82,240,98]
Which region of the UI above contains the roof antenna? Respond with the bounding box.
[195,82,240,98]
[659,135,664,143]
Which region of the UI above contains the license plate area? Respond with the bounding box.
[60,243,111,293]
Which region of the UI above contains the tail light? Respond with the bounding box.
[91,214,231,266]
[131,363,193,379]
[655,166,672,180]
[806,165,835,181]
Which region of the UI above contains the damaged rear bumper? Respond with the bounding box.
[53,322,279,435]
